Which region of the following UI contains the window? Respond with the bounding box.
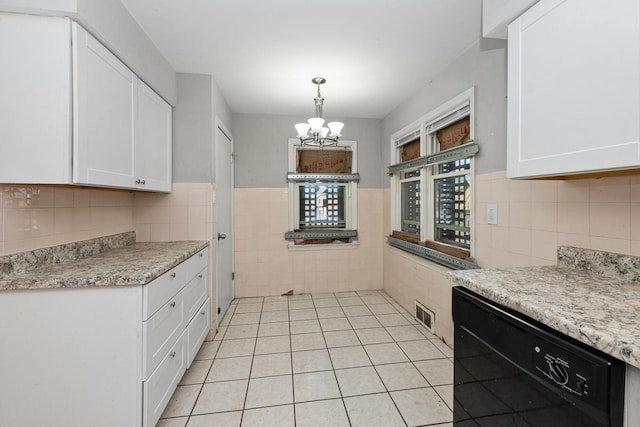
[286,139,358,246]
[388,88,478,268]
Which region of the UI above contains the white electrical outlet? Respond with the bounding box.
[487,204,498,225]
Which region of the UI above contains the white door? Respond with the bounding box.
[215,120,234,322]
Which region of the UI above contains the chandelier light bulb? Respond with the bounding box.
[295,123,311,138]
[327,122,344,137]
[308,117,325,133]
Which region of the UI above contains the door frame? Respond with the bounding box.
[213,116,234,326]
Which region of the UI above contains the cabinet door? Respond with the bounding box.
[507,0,640,178]
[135,82,173,192]
[72,23,136,188]
[0,13,72,184]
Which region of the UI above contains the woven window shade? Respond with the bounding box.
[401,138,420,162]
[297,149,352,173]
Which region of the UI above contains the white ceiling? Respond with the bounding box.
[120,0,482,119]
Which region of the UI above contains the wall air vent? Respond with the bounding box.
[415,301,435,333]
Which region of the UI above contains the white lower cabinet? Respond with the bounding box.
[0,247,210,427]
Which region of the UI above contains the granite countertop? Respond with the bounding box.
[448,247,640,368]
[0,232,209,291]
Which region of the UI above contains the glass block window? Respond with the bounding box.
[298,184,346,229]
[434,172,471,249]
[400,169,421,235]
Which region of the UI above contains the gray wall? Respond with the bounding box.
[173,73,213,182]
[381,38,508,186]
[0,0,178,104]
[232,114,383,189]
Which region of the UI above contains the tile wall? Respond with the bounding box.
[0,185,133,255]
[233,188,384,298]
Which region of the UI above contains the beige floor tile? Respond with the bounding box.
[289,299,314,310]
[257,321,290,337]
[334,366,385,397]
[414,358,454,386]
[355,327,394,345]
[289,308,318,321]
[342,305,372,317]
[213,326,227,339]
[368,303,398,315]
[390,387,453,426]
[335,291,358,298]
[229,312,261,325]
[157,417,188,427]
[206,356,252,382]
[263,296,289,303]
[250,353,292,378]
[179,359,212,385]
[186,412,242,427]
[431,338,454,357]
[245,375,293,409]
[254,335,291,355]
[241,404,295,427]
[192,380,248,414]
[348,315,381,329]
[194,340,220,360]
[216,338,256,358]
[385,325,426,341]
[329,345,372,369]
[260,310,289,323]
[313,297,340,308]
[288,294,312,301]
[234,302,263,313]
[364,342,409,365]
[319,317,351,331]
[398,339,446,361]
[237,297,264,304]
[316,307,346,319]
[224,324,259,339]
[292,349,332,373]
[262,301,288,312]
[344,393,405,427]
[291,332,326,351]
[377,313,411,327]
[361,295,388,305]
[295,399,350,427]
[323,329,360,348]
[434,384,454,410]
[290,319,321,334]
[293,370,341,402]
[375,362,429,391]
[161,385,201,417]
[338,296,365,306]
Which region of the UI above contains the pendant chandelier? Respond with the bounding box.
[294,77,344,148]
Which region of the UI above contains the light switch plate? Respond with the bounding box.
[487,204,498,225]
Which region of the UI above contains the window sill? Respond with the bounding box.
[287,241,360,251]
[386,236,479,270]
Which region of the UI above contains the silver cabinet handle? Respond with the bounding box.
[217,233,226,240]
[135,179,146,185]
[170,272,176,278]
[170,301,176,308]
[170,351,176,358]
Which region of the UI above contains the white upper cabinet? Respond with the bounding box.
[506,0,640,178]
[135,82,173,192]
[0,13,172,192]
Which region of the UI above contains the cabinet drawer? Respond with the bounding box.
[184,267,208,324]
[186,248,208,279]
[143,290,184,378]
[187,298,211,367]
[143,261,187,320]
[143,331,186,427]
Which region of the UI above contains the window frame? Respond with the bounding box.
[389,88,476,266]
[287,139,358,247]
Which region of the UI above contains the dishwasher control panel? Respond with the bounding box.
[533,345,590,398]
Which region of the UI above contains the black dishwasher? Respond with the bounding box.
[453,286,625,427]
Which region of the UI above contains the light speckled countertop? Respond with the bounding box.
[0,232,209,291]
[448,247,640,368]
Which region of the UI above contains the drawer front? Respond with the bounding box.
[143,331,186,427]
[143,261,187,320]
[143,290,184,378]
[187,298,211,367]
[186,247,208,279]
[184,267,208,324]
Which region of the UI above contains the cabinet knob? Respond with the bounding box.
[201,311,206,316]
[198,274,203,279]
[170,301,176,308]
[135,179,146,185]
[170,351,176,358]
[170,272,176,279]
